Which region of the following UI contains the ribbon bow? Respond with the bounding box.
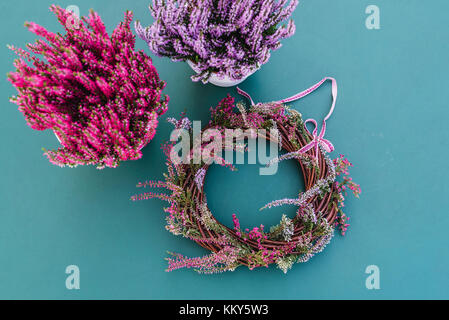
[300,119,334,160]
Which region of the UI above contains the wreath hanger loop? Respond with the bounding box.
[237,77,338,121]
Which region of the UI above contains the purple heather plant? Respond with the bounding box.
[135,0,299,83]
[8,6,169,169]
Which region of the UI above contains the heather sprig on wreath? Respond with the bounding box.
[8,6,169,169]
[132,96,360,274]
[135,0,299,83]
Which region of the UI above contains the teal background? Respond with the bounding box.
[1,0,448,300]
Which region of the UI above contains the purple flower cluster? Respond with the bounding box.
[135,0,298,83]
[8,6,169,169]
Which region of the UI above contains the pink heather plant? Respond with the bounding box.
[8,6,169,169]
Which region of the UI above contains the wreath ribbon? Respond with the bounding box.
[300,119,334,156]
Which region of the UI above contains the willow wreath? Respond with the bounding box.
[132,78,360,274]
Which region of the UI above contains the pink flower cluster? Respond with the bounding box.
[334,155,362,199]
[232,214,241,237]
[131,180,181,202]
[209,95,236,126]
[336,213,350,236]
[232,214,268,248]
[166,246,238,274]
[8,6,169,169]
[334,154,362,235]
[209,95,288,128]
[232,215,295,269]
[246,112,266,128]
[247,225,268,247]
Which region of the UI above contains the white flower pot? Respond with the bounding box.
[187,60,258,87]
